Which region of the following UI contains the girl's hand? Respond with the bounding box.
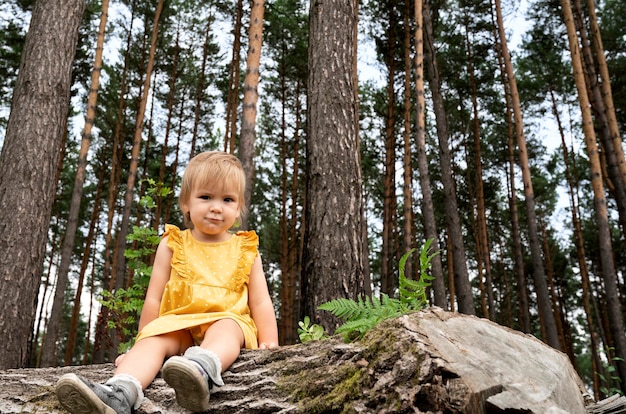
[114,353,127,367]
[259,342,278,350]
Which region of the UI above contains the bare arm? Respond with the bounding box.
[115,236,172,366]
[248,255,279,348]
[137,236,173,332]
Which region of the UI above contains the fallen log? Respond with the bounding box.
[0,308,610,413]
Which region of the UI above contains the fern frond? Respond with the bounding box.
[319,239,440,342]
[318,298,360,320]
[399,248,417,280]
[335,316,380,341]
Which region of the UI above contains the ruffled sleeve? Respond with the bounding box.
[232,230,259,291]
[163,224,188,280]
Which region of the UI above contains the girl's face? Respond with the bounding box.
[182,180,241,243]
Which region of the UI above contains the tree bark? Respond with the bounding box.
[381,2,398,296]
[239,0,266,229]
[494,0,560,349]
[464,22,494,321]
[64,165,105,366]
[423,0,474,315]
[40,0,110,368]
[572,0,626,240]
[224,0,244,154]
[0,0,85,370]
[553,86,603,398]
[401,0,415,280]
[92,3,135,364]
[302,0,365,331]
[494,34,530,333]
[417,0,447,309]
[190,15,212,158]
[560,0,626,393]
[584,0,626,203]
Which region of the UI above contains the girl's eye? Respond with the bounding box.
[224,197,234,203]
[200,195,210,200]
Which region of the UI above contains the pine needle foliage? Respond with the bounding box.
[319,239,439,341]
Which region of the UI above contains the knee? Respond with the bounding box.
[136,330,192,356]
[203,319,244,347]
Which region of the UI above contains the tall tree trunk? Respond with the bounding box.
[165,96,185,224]
[560,0,626,392]
[291,83,305,340]
[492,17,530,333]
[278,64,300,345]
[154,28,181,232]
[464,22,494,320]
[64,165,105,366]
[109,0,164,360]
[353,0,371,296]
[494,0,560,349]
[40,0,110,367]
[0,0,85,370]
[552,87,603,398]
[572,0,626,239]
[190,13,212,157]
[239,0,266,228]
[539,217,568,358]
[93,2,136,363]
[82,249,99,364]
[584,0,626,199]
[423,0,473,315]
[417,0,446,309]
[224,0,244,154]
[113,0,163,284]
[381,3,398,296]
[302,0,365,332]
[401,0,415,279]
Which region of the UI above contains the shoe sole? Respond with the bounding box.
[55,373,116,414]
[162,356,210,412]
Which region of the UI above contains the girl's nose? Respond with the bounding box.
[209,201,221,212]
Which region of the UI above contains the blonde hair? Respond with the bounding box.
[178,151,247,229]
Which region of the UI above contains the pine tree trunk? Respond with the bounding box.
[0,0,85,370]
[464,25,494,321]
[499,60,530,333]
[239,0,265,228]
[278,73,301,345]
[302,0,365,331]
[418,0,447,309]
[92,4,135,364]
[190,17,211,157]
[224,0,244,154]
[553,87,603,398]
[154,29,181,231]
[560,0,626,393]
[572,0,626,239]
[381,3,397,296]
[423,0,474,315]
[109,0,163,360]
[40,0,110,368]
[64,167,105,366]
[401,0,415,280]
[585,0,626,200]
[494,0,560,349]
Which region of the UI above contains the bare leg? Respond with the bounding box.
[115,330,193,388]
[199,318,244,372]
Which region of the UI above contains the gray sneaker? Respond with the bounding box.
[162,356,211,412]
[55,373,132,414]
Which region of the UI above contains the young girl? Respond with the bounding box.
[56,151,279,414]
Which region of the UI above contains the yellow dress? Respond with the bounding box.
[136,224,259,349]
